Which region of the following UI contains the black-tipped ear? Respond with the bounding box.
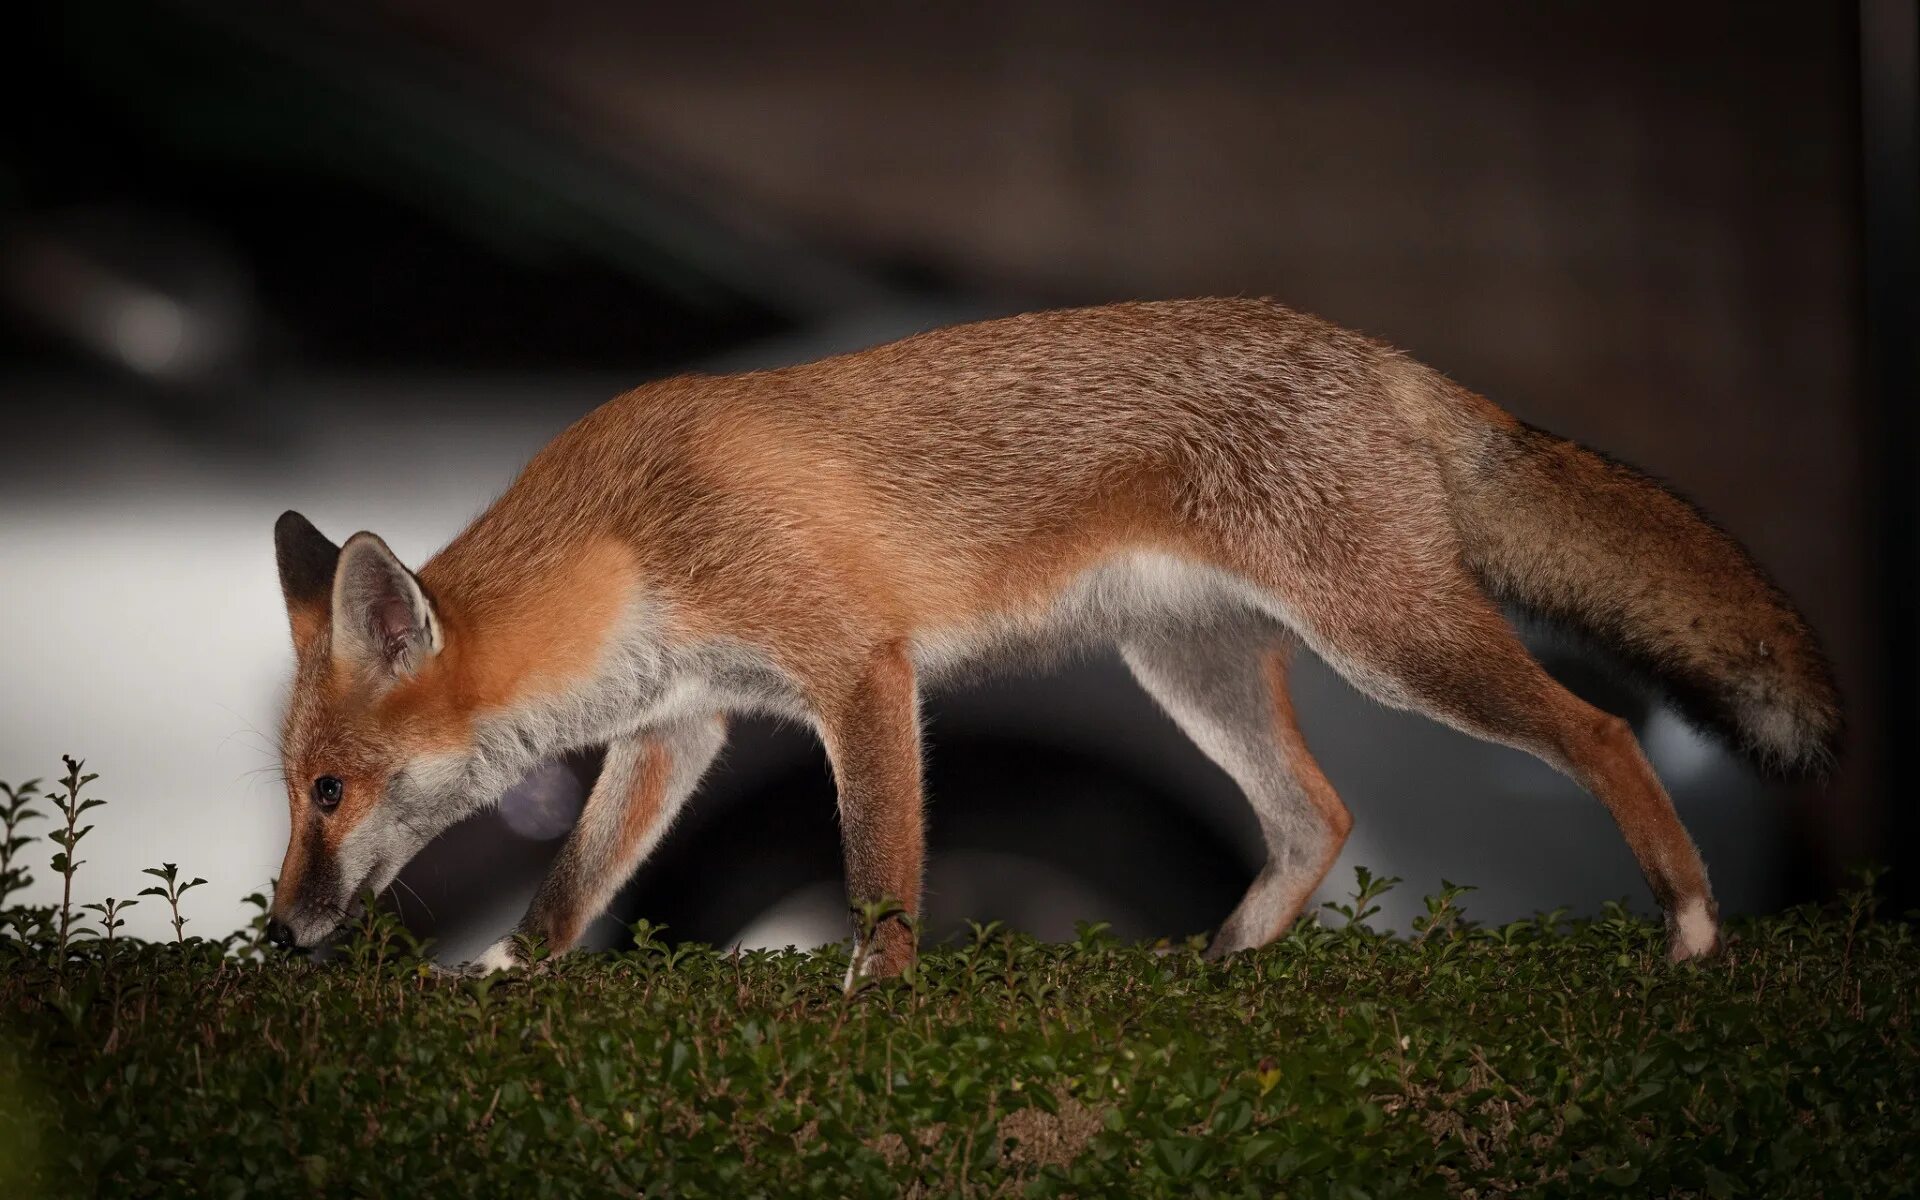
[276,511,339,607]
[332,532,441,678]
[275,511,339,652]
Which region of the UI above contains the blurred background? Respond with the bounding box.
[2,1,1913,957]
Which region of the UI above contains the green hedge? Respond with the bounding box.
[1,764,1915,1197]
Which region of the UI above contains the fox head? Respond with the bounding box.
[266,511,477,950]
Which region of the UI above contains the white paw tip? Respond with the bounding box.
[468,943,519,975]
[1675,898,1717,959]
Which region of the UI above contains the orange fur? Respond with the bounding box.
[422,537,637,713]
[617,736,674,869]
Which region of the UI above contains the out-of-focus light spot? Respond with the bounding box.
[728,850,1154,952]
[497,759,586,841]
[731,881,848,952]
[109,294,189,374]
[1641,707,1717,786]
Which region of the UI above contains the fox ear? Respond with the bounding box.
[275,511,340,654]
[331,532,442,678]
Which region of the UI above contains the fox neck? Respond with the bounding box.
[418,536,679,804]
[462,625,674,804]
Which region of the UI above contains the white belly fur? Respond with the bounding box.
[909,551,1278,685]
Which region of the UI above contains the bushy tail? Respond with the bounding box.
[1443,414,1842,775]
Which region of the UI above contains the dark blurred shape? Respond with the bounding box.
[3,0,909,387]
[623,729,1254,951]
[1858,0,1919,912]
[3,209,252,386]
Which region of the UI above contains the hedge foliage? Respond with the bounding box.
[1,761,1915,1198]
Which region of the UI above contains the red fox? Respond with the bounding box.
[264,299,1840,977]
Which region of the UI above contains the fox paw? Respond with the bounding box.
[1666,897,1722,963]
[458,940,522,977]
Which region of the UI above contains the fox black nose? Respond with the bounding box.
[265,918,296,950]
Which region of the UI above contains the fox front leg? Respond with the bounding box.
[813,641,925,985]
[464,715,727,974]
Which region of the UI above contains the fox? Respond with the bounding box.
[264,298,1840,978]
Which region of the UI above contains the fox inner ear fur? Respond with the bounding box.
[331,532,442,678]
[275,511,340,655]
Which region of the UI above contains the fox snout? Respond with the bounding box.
[263,893,340,950]
[265,886,369,950]
[268,839,397,949]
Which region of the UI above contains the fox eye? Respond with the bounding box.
[311,775,344,810]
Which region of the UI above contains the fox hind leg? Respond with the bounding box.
[1123,625,1353,957]
[1278,570,1721,962]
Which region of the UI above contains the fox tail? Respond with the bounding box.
[1442,407,1842,775]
